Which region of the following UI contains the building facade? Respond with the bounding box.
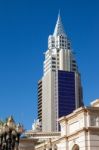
[19,138,36,150]
[38,80,42,124]
[35,99,99,150]
[38,13,83,132]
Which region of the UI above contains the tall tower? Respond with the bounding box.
[37,13,83,132]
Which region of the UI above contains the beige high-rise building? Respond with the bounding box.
[38,13,83,132]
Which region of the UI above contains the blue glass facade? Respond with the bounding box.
[58,70,75,118]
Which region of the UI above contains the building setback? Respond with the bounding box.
[38,13,83,132]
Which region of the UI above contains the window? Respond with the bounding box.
[52,70,56,72]
[52,66,56,68]
[72,60,76,63]
[57,54,59,56]
[72,144,79,150]
[68,46,70,49]
[73,64,76,67]
[52,44,55,47]
[57,49,59,52]
[52,61,56,64]
[68,42,70,46]
[52,57,56,60]
[96,117,99,126]
[54,145,57,150]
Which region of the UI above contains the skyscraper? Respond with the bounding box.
[37,13,83,132]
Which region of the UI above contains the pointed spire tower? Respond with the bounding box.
[37,12,83,132]
[53,12,66,37]
[48,12,69,50]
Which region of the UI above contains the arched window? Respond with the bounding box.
[43,145,46,150]
[54,144,57,150]
[72,144,79,150]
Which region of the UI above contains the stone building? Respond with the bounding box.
[19,138,36,150]
[35,99,99,150]
[19,132,60,150]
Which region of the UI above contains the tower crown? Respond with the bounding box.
[53,13,66,37]
[48,13,68,50]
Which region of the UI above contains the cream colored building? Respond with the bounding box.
[39,13,83,132]
[19,138,36,150]
[35,99,99,150]
[19,132,60,150]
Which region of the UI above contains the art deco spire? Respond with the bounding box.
[53,12,66,37]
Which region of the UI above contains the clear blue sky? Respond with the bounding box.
[0,0,99,130]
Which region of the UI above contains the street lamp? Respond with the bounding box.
[0,116,24,150]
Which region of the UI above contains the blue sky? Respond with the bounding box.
[0,0,99,129]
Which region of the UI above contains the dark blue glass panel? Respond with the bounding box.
[58,70,75,118]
